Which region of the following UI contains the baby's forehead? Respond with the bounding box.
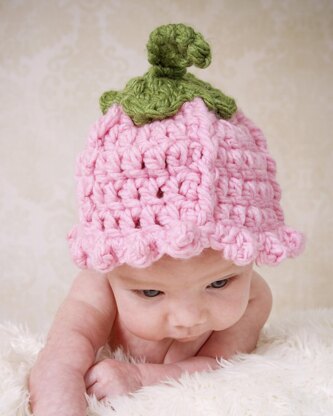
[112,249,239,283]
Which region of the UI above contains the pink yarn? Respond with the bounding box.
[68,98,304,271]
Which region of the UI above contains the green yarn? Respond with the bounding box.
[100,24,237,125]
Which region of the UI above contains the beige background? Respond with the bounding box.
[0,0,332,332]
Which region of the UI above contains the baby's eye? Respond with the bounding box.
[142,289,162,298]
[208,279,229,289]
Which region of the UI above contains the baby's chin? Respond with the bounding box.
[175,335,203,343]
[141,334,201,343]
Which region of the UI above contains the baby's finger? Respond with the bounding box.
[86,382,106,401]
[84,368,97,389]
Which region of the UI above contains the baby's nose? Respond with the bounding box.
[169,302,206,329]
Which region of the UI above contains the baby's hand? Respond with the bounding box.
[85,359,143,400]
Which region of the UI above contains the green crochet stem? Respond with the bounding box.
[100,24,237,125]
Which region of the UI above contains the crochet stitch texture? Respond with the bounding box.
[68,24,304,272]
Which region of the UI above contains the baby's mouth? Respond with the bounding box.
[174,328,212,343]
[175,333,204,342]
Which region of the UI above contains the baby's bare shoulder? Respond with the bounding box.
[42,271,117,365]
[249,271,270,299]
[66,270,116,320]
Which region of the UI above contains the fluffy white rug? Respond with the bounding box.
[1,309,333,416]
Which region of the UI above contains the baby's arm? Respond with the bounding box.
[29,270,116,416]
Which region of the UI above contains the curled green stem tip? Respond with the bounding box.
[147,23,211,76]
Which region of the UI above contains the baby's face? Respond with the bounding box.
[108,248,253,343]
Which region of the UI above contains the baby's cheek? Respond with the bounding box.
[213,295,249,329]
[124,310,166,341]
[230,291,251,321]
[134,324,166,341]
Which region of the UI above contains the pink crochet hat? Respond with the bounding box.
[68,24,304,272]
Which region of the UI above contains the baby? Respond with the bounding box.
[29,24,304,415]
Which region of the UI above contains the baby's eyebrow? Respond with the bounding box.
[202,266,240,280]
[212,272,237,280]
[116,273,159,285]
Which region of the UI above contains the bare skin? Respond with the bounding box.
[29,248,272,415]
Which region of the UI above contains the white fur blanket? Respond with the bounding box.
[1,309,333,416]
